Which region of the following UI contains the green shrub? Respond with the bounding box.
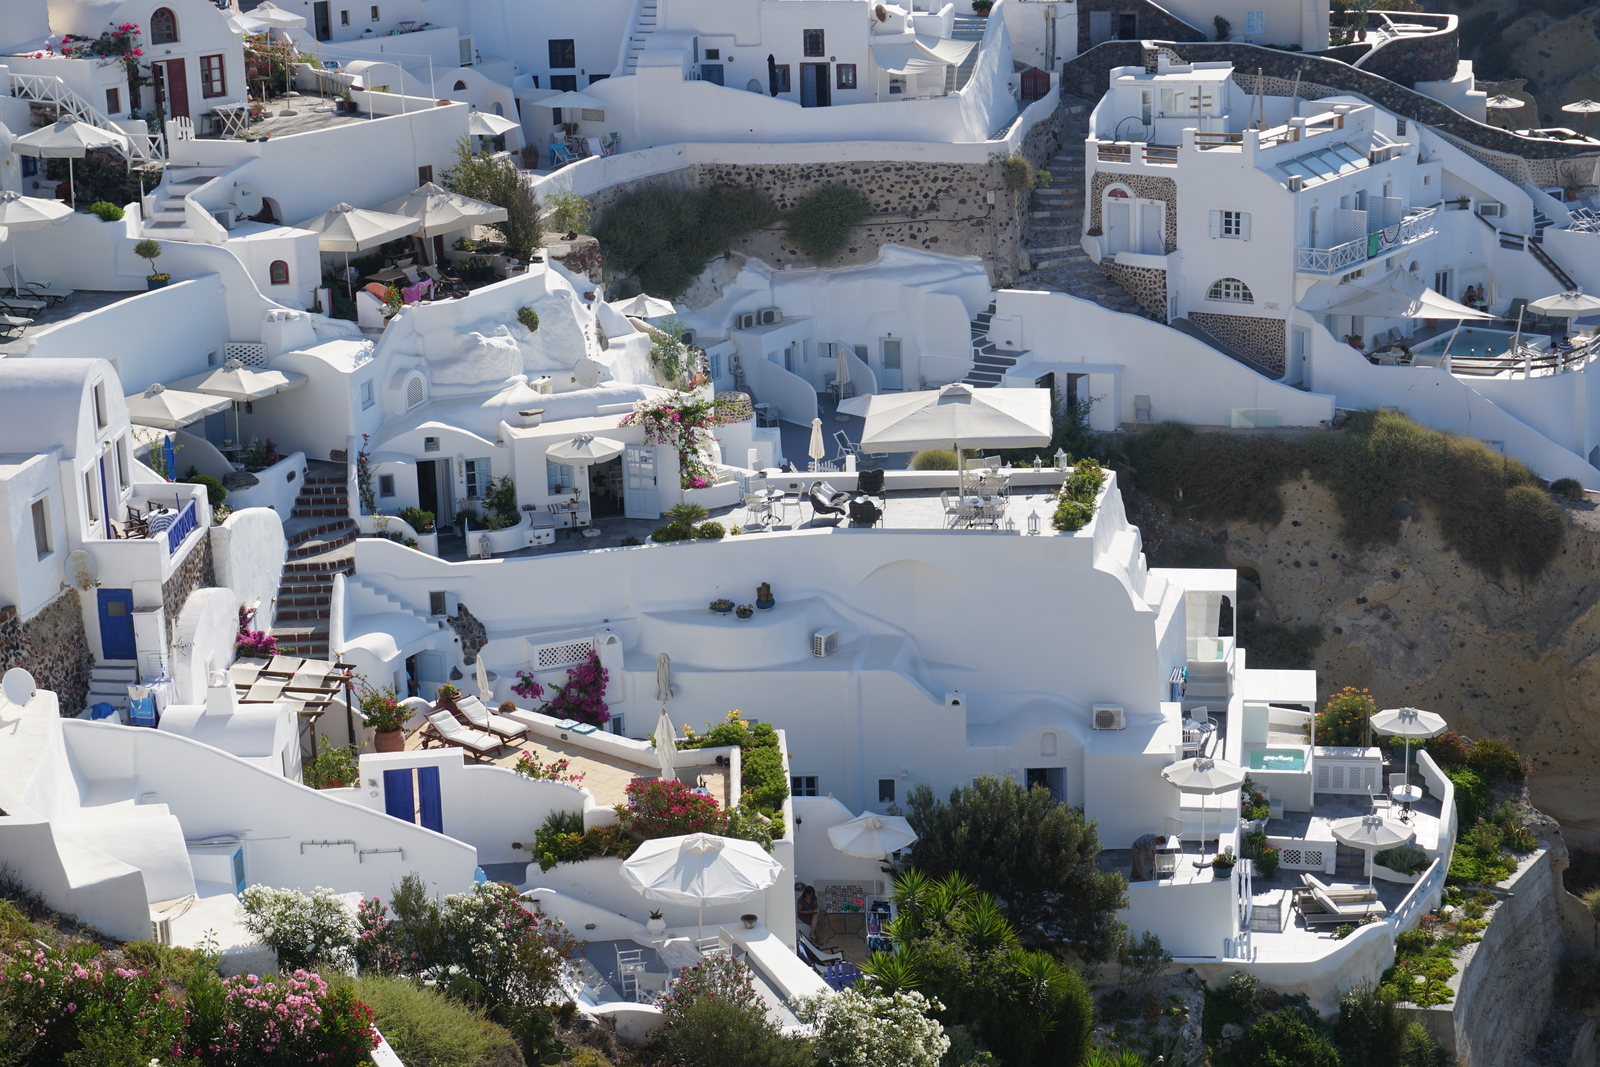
[663,994,814,1067]
[349,975,517,1067]
[544,190,591,236]
[1234,1009,1341,1067]
[619,536,642,546]
[238,885,356,971]
[1426,730,1471,767]
[784,184,872,261]
[303,745,360,789]
[1467,738,1525,782]
[697,521,725,539]
[912,448,958,470]
[517,306,540,332]
[1053,462,1107,531]
[88,200,125,222]
[995,154,1048,195]
[1446,767,1490,826]
[1122,410,1565,579]
[397,506,435,531]
[1312,686,1376,746]
[180,472,227,509]
[1223,970,1261,1012]
[1376,844,1429,876]
[595,184,777,299]
[1552,476,1586,500]
[667,501,709,525]
[651,523,693,542]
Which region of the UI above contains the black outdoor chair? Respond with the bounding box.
[848,499,882,527]
[809,482,849,525]
[856,468,886,509]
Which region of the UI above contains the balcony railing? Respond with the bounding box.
[165,500,199,556]
[1296,206,1438,274]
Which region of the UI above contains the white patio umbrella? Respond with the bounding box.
[1486,94,1525,130]
[828,813,917,859]
[1161,756,1246,859]
[375,183,508,242]
[609,293,676,319]
[1561,99,1600,136]
[169,360,308,401]
[1530,290,1600,319]
[848,383,1052,469]
[546,434,626,464]
[1369,706,1447,789]
[226,12,271,33]
[654,708,678,783]
[0,191,71,287]
[621,832,784,941]
[12,121,129,207]
[467,111,522,138]
[295,203,421,297]
[244,3,307,104]
[1330,814,1414,889]
[533,90,609,111]
[124,383,231,430]
[808,417,826,469]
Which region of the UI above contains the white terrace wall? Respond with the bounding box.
[210,506,290,622]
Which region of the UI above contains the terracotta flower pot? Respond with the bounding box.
[320,778,346,789]
[375,729,404,753]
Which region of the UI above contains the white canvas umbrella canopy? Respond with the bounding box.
[654,708,678,783]
[467,111,521,137]
[655,653,677,702]
[295,203,420,296]
[169,360,308,401]
[1330,814,1414,888]
[836,345,851,393]
[13,121,129,206]
[621,833,784,940]
[475,656,492,703]
[545,434,625,464]
[375,183,509,240]
[808,418,827,467]
[226,12,271,33]
[0,191,71,287]
[1561,99,1600,135]
[1529,290,1600,319]
[124,383,231,430]
[1370,706,1446,789]
[533,90,609,111]
[828,813,917,859]
[851,383,1052,466]
[609,294,676,319]
[249,1,308,27]
[1317,271,1492,321]
[1161,756,1247,858]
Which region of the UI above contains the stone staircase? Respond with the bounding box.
[142,166,226,240]
[85,660,138,715]
[946,15,988,93]
[1013,111,1148,318]
[1335,843,1367,881]
[624,0,660,75]
[962,301,1028,387]
[270,459,354,660]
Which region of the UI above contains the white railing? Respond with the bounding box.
[8,72,164,161]
[1296,205,1439,273]
[1390,856,1445,931]
[1295,239,1367,273]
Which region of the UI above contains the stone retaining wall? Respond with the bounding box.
[1076,0,1205,57]
[1189,311,1285,373]
[163,536,216,646]
[1106,261,1168,317]
[0,590,94,718]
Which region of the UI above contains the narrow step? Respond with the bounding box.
[288,529,357,559]
[287,518,356,546]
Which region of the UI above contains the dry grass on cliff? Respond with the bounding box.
[1120,410,1564,579]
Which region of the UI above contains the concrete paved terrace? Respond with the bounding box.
[0,290,142,355]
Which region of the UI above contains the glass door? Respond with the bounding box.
[624,446,659,519]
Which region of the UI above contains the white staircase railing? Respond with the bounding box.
[9,71,165,162]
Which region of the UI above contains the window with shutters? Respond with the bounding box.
[464,458,489,498]
[405,374,426,410]
[1210,209,1251,240]
[201,54,226,98]
[1244,10,1265,33]
[1207,278,1253,303]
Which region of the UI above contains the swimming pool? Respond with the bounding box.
[1248,749,1306,772]
[1412,328,1545,361]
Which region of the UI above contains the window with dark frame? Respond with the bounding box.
[803,29,824,56]
[550,75,577,92]
[200,54,226,98]
[791,776,819,797]
[93,381,106,429]
[836,64,856,90]
[105,87,120,114]
[370,5,380,21]
[268,260,289,285]
[378,474,395,497]
[151,7,177,43]
[549,39,576,68]
[341,9,350,24]
[878,778,895,804]
[424,436,440,452]
[430,591,448,615]
[31,498,50,560]
[773,65,791,92]
[417,165,433,185]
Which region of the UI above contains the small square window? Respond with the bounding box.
[105,87,120,114]
[705,48,720,60]
[340,9,350,24]
[802,29,824,57]
[1221,210,1243,237]
[549,39,576,68]
[429,591,448,615]
[878,778,895,804]
[1244,9,1265,33]
[836,64,856,90]
[378,474,395,497]
[424,437,440,452]
[360,380,374,409]
[791,775,819,797]
[417,165,433,186]
[370,5,380,21]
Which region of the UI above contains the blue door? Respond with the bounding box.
[699,64,724,86]
[417,766,443,833]
[97,589,136,660]
[383,768,415,822]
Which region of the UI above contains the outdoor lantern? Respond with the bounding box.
[478,533,492,559]
[1054,448,1067,469]
[1005,517,1016,532]
[1033,454,1042,470]
[1028,510,1041,535]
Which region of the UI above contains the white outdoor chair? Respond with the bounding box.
[1154,850,1177,881]
[1190,706,1211,725]
[1388,772,1411,791]
[1370,793,1392,817]
[1134,394,1152,422]
[742,491,773,526]
[697,936,729,958]
[454,693,530,742]
[616,947,645,1000]
[421,709,499,761]
[635,971,670,1002]
[1163,817,1184,851]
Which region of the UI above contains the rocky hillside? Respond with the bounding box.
[1432,0,1600,125]
[1123,473,1600,863]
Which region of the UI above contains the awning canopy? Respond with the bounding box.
[1314,271,1492,321]
[375,183,508,238]
[870,34,976,75]
[124,384,231,430]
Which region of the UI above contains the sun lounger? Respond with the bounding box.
[0,314,32,338]
[1295,886,1387,925]
[3,268,71,305]
[420,709,499,761]
[452,693,529,742]
[1301,873,1379,902]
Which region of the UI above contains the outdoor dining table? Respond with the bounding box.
[960,495,1006,528]
[367,266,410,283]
[656,938,703,975]
[1390,783,1423,819]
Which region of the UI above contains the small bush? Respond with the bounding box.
[545,190,591,236]
[784,184,872,261]
[1468,737,1526,782]
[349,974,517,1067]
[619,536,642,546]
[238,884,356,971]
[1552,476,1586,500]
[181,472,227,508]
[912,448,958,470]
[1426,730,1471,767]
[88,200,125,222]
[517,306,540,332]
[1234,1009,1341,1067]
[996,154,1046,195]
[1446,767,1491,826]
[1223,970,1261,1012]
[697,521,725,540]
[397,506,435,531]
[1376,844,1429,876]
[651,523,692,543]
[595,184,777,299]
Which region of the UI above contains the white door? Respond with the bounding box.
[1104,201,1130,256]
[1138,201,1163,255]
[879,338,903,390]
[624,446,659,519]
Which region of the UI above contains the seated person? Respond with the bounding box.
[1558,334,1576,354]
[796,884,820,935]
[1461,285,1479,311]
[1130,833,1169,881]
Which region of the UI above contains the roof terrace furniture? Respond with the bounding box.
[3,268,70,305]
[1297,875,1377,903]
[452,693,530,743]
[810,482,850,525]
[0,313,31,339]
[548,143,576,167]
[847,498,882,527]
[796,928,844,968]
[1294,886,1388,924]
[856,468,886,507]
[420,709,499,762]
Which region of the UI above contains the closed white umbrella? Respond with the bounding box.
[850,383,1052,471]
[0,191,71,288]
[828,813,917,859]
[654,708,678,783]
[124,383,231,430]
[375,182,508,241]
[295,203,421,297]
[836,344,851,394]
[467,111,521,137]
[475,656,492,704]
[655,652,676,703]
[1330,814,1414,888]
[1161,756,1247,859]
[808,417,826,469]
[1369,706,1446,790]
[13,121,129,208]
[621,832,784,941]
[609,294,676,319]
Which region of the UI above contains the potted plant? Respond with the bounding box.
[735,604,755,620]
[359,682,410,752]
[971,0,993,14]
[1561,165,1586,202]
[1344,333,1366,351]
[1212,852,1237,873]
[755,582,775,610]
[741,914,759,929]
[435,682,461,707]
[710,598,734,614]
[647,909,665,935]
[134,239,169,290]
[303,744,360,789]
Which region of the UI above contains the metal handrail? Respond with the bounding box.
[9,72,165,161]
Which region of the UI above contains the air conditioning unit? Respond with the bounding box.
[458,35,476,66]
[735,312,757,330]
[1092,704,1125,730]
[757,307,781,326]
[812,629,839,657]
[1286,174,1303,192]
[213,210,235,231]
[1477,202,1503,218]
